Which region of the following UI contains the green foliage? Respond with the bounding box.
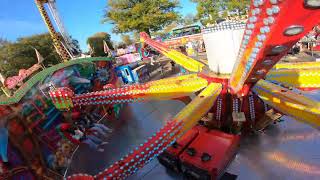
[0,38,10,48]
[226,0,250,15]
[87,32,114,57]
[151,22,179,38]
[0,33,60,77]
[191,0,220,26]
[133,32,141,42]
[103,0,180,35]
[69,36,82,55]
[182,13,198,26]
[121,34,134,46]
[191,0,250,26]
[116,42,127,49]
[163,22,179,34]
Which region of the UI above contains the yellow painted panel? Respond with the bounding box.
[274,62,320,70]
[254,80,320,127]
[173,83,222,133]
[267,68,320,88]
[74,77,209,105]
[164,50,205,72]
[131,77,208,100]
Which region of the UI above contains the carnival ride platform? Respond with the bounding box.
[64,64,320,179]
[66,91,320,180]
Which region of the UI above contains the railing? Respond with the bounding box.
[0,57,113,105]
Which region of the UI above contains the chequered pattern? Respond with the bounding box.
[49,88,74,110]
[202,21,246,34]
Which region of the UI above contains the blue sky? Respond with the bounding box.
[0,0,197,51]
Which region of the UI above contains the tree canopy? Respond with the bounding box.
[0,33,61,77]
[191,0,250,26]
[0,38,10,48]
[103,0,180,35]
[181,13,198,26]
[226,0,250,16]
[121,34,134,46]
[151,22,179,38]
[133,32,141,42]
[68,36,82,56]
[87,32,114,57]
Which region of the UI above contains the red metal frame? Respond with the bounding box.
[230,0,320,94]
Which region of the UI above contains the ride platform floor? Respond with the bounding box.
[66,95,320,180]
[66,67,320,179]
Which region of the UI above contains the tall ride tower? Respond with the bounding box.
[34,0,72,62]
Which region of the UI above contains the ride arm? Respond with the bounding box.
[50,74,208,110]
[253,80,320,128]
[140,32,205,72]
[266,68,320,89]
[229,0,320,94]
[274,62,320,70]
[69,83,221,180]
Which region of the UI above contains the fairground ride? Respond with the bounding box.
[35,0,79,61]
[44,0,320,179]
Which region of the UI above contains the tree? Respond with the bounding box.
[87,32,114,57]
[116,42,127,49]
[151,21,179,38]
[103,0,180,35]
[182,13,197,26]
[163,22,179,33]
[121,34,134,46]
[68,36,82,56]
[0,33,61,77]
[0,38,10,48]
[191,0,220,26]
[191,0,250,26]
[226,0,250,16]
[133,32,140,42]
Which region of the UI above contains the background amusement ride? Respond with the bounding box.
[1,0,320,180]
